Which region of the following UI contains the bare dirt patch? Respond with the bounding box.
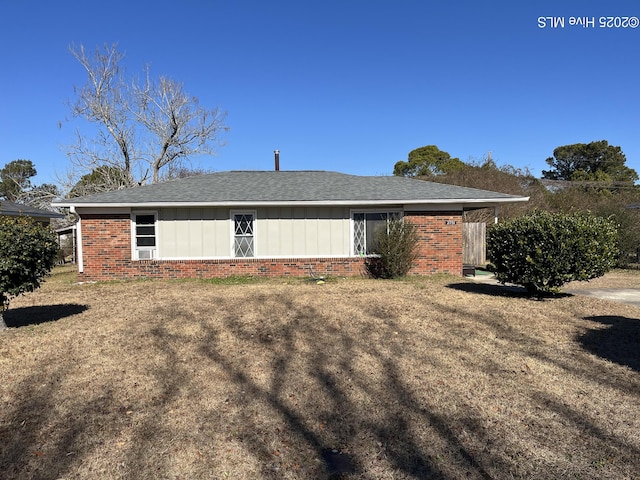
[1,268,640,479]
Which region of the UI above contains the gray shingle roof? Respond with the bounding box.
[1,200,65,218]
[54,171,528,206]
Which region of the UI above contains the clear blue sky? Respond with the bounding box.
[1,0,638,186]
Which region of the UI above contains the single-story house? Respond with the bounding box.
[53,170,528,281]
[0,200,65,225]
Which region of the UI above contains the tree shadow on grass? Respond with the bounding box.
[580,316,640,372]
[187,295,498,479]
[447,282,572,300]
[3,304,88,328]
[447,282,530,298]
[5,284,640,478]
[0,357,116,480]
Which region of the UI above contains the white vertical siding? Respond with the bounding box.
[154,206,351,259]
[256,206,350,256]
[158,208,230,258]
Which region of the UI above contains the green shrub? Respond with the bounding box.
[596,206,640,267]
[0,216,59,328]
[487,210,618,295]
[366,217,419,279]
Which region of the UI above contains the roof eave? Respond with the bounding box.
[54,197,530,209]
[1,210,65,219]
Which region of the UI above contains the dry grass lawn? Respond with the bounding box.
[1,266,640,479]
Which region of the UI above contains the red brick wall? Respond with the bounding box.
[78,211,464,281]
[81,214,132,280]
[80,257,367,281]
[404,210,463,275]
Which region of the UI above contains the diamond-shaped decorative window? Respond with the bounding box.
[233,213,255,257]
[353,213,366,255]
[234,236,254,257]
[352,211,402,255]
[235,214,253,236]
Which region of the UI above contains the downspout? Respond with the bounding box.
[70,206,84,273]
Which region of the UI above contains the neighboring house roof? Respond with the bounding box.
[0,200,65,219]
[54,170,529,208]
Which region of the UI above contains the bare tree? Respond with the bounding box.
[67,45,135,184]
[66,166,132,198]
[160,165,213,182]
[132,73,227,183]
[14,183,61,212]
[65,43,228,189]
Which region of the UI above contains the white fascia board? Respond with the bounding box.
[56,197,530,209]
[73,206,132,215]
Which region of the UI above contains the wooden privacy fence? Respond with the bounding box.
[463,222,486,266]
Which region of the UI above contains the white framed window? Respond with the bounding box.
[231,210,255,257]
[352,210,402,256]
[132,212,158,260]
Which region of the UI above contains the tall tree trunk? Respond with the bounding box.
[0,311,6,330]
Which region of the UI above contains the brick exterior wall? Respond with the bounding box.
[78,211,463,281]
[81,214,132,280]
[404,211,463,275]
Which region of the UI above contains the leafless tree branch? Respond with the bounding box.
[64,44,228,192]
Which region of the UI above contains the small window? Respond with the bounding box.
[353,211,401,255]
[233,212,254,257]
[134,213,157,259]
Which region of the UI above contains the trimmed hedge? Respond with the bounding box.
[0,215,59,311]
[487,211,618,295]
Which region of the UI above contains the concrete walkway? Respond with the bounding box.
[562,288,640,308]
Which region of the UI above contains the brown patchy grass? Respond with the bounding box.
[1,267,640,479]
[565,268,640,290]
